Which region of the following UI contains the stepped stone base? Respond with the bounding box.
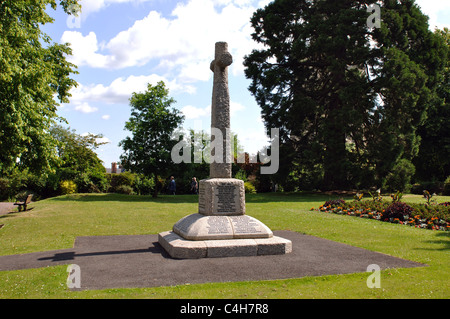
[158,231,292,259]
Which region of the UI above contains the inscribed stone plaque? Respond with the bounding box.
[231,216,261,234]
[173,214,234,240]
[198,178,245,216]
[175,215,193,234]
[230,215,273,239]
[198,184,206,214]
[213,183,240,215]
[207,217,232,235]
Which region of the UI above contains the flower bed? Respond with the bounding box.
[313,200,450,231]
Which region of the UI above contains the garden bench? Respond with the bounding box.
[14,194,33,212]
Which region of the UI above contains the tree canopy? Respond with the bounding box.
[244,0,447,191]
[0,0,79,176]
[119,81,184,196]
[414,28,450,182]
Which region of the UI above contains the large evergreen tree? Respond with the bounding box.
[0,1,80,175]
[244,0,447,190]
[414,28,450,182]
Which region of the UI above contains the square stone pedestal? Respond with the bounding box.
[158,231,292,259]
[198,178,245,216]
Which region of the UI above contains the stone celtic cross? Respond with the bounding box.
[210,42,233,179]
[158,42,292,259]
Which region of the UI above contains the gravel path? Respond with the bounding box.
[0,202,15,216]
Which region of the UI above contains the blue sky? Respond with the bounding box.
[43,0,450,169]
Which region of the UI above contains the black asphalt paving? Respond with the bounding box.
[0,231,425,291]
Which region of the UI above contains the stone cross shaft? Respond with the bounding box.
[210,42,233,179]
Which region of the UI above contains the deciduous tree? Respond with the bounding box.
[119,81,184,197]
[0,0,79,175]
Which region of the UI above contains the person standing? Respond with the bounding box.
[190,177,198,194]
[168,176,176,195]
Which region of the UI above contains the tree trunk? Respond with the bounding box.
[322,95,348,191]
[152,174,159,198]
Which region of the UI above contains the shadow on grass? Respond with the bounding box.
[47,192,346,205]
[0,207,34,220]
[419,231,450,251]
[48,193,199,204]
[245,192,348,203]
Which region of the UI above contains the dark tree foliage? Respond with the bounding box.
[414,28,450,182]
[244,0,447,190]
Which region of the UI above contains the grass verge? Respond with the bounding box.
[0,192,448,299]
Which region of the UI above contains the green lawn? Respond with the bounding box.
[0,192,448,299]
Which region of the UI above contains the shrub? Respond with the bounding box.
[382,202,414,221]
[383,159,415,192]
[134,175,154,195]
[0,178,10,201]
[244,182,256,194]
[114,185,134,195]
[444,176,450,196]
[60,180,77,195]
[108,172,136,192]
[411,181,444,195]
[324,199,345,207]
[235,169,248,182]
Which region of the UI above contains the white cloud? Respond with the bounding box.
[232,115,268,154]
[181,101,245,120]
[181,105,211,119]
[81,132,111,144]
[414,0,450,30]
[230,101,245,116]
[69,74,195,106]
[78,0,154,20]
[61,31,111,68]
[96,137,112,144]
[74,102,99,113]
[63,0,263,78]
[102,115,111,120]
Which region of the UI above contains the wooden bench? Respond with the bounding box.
[14,194,33,212]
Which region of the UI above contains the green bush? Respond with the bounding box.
[383,159,415,192]
[60,180,77,195]
[244,182,256,194]
[0,177,10,201]
[134,175,154,195]
[444,176,450,196]
[411,181,444,195]
[0,170,37,200]
[235,169,248,182]
[107,172,136,192]
[114,185,134,195]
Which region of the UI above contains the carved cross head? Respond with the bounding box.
[210,42,233,72]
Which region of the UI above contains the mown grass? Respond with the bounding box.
[0,192,448,299]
